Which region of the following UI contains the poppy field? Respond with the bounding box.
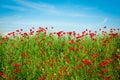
[0,26,120,80]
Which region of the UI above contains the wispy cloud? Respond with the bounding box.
[2,5,26,11]
[97,18,108,27]
[101,18,108,24]
[13,0,58,14]
[12,0,97,18]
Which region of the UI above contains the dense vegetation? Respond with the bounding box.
[0,27,120,80]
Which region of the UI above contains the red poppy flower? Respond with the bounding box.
[90,33,95,38]
[98,73,102,77]
[69,39,75,44]
[92,53,98,58]
[14,63,20,67]
[50,63,53,67]
[21,52,25,58]
[67,32,72,35]
[105,76,112,80]
[39,76,46,80]
[13,68,21,73]
[69,47,74,51]
[0,71,3,77]
[0,42,2,45]
[66,60,70,63]
[16,30,19,32]
[102,69,108,73]
[82,59,90,65]
[99,60,109,67]
[104,26,107,28]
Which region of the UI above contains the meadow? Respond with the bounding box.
[0,26,120,80]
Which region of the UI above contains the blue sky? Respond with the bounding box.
[0,0,120,34]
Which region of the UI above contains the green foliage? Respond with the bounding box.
[0,28,120,80]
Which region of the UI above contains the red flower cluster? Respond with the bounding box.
[99,59,112,67]
[13,68,21,73]
[82,59,90,65]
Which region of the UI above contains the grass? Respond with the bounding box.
[0,27,120,80]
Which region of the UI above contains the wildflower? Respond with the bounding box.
[3,74,8,78]
[67,32,72,35]
[24,62,27,65]
[62,43,64,46]
[92,53,98,58]
[2,37,8,41]
[73,31,76,36]
[56,77,60,80]
[105,76,112,80]
[86,70,90,73]
[56,31,63,37]
[32,27,34,29]
[95,31,97,33]
[102,69,108,73]
[66,60,69,64]
[69,47,74,51]
[20,29,23,31]
[14,63,20,67]
[0,42,2,45]
[102,43,106,46]
[48,42,52,46]
[0,71,3,77]
[36,66,41,69]
[109,33,118,38]
[55,59,58,62]
[50,63,53,67]
[51,27,54,29]
[91,59,95,63]
[69,39,75,44]
[80,46,84,49]
[90,33,95,38]
[117,28,119,31]
[63,56,66,59]
[16,68,21,73]
[59,70,63,76]
[113,53,120,60]
[42,38,45,40]
[99,61,108,67]
[9,78,12,80]
[13,68,21,73]
[21,52,25,58]
[69,72,72,77]
[76,48,79,51]
[16,30,19,32]
[40,52,45,55]
[104,26,107,28]
[39,76,46,80]
[82,31,85,36]
[98,73,102,77]
[82,59,90,65]
[56,50,59,53]
[38,41,42,45]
